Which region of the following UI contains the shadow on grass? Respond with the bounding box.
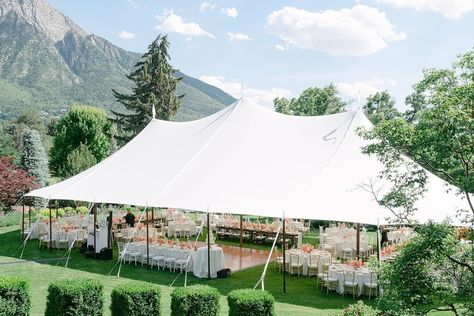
[0,228,365,311]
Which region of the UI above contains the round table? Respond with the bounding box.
[192,245,225,278]
[329,265,372,296]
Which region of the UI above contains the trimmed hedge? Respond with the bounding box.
[227,289,275,316]
[171,285,220,316]
[111,281,161,316]
[0,276,31,316]
[45,278,104,316]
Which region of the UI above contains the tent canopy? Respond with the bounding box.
[26,98,468,225]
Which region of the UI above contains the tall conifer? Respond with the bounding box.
[111,35,184,143]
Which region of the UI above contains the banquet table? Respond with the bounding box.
[192,245,225,278]
[328,265,373,296]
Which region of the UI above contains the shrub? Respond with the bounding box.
[45,278,103,316]
[111,281,161,316]
[171,285,220,316]
[0,276,31,316]
[339,301,377,316]
[227,289,275,316]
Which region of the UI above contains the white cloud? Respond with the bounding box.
[337,79,397,101]
[221,7,238,18]
[266,5,406,56]
[378,0,474,19]
[118,30,136,39]
[200,2,215,12]
[227,32,251,41]
[126,0,138,9]
[274,44,286,51]
[200,75,291,108]
[155,10,215,38]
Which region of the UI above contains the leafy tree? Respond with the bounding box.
[111,35,184,143]
[360,48,474,315]
[274,84,346,116]
[0,124,19,161]
[363,90,400,125]
[62,144,97,178]
[0,157,39,213]
[20,128,49,186]
[378,222,473,315]
[50,106,111,178]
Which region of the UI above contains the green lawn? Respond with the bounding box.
[0,226,450,316]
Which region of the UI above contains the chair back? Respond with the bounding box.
[344,270,355,283]
[289,253,298,264]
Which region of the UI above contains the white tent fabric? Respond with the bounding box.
[26,98,468,225]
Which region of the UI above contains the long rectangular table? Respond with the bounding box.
[216,225,301,247]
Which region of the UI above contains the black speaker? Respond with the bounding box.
[217,268,231,278]
[99,247,113,260]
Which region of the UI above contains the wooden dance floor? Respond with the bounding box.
[218,244,277,272]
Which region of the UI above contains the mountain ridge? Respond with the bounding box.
[0,0,236,121]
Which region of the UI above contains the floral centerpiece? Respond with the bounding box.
[346,260,365,269]
[300,243,314,253]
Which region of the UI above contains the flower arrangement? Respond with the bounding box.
[346,260,365,269]
[300,243,314,253]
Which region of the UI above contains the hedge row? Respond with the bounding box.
[1,277,276,316]
[0,276,31,316]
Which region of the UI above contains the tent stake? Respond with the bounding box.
[207,211,211,279]
[282,214,286,294]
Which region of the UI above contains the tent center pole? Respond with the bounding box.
[207,211,211,279]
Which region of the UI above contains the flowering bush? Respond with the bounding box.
[339,301,377,316]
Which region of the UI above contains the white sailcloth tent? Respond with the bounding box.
[26,98,466,225]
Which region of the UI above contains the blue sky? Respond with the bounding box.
[49,0,474,109]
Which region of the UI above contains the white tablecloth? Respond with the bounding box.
[192,245,225,278]
[329,266,372,295]
[287,250,331,275]
[87,226,108,253]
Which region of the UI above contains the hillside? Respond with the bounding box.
[0,0,235,121]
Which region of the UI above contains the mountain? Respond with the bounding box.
[0,0,236,121]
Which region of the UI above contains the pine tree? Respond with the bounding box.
[20,128,49,186]
[111,35,184,143]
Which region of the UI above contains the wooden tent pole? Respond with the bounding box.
[49,203,52,251]
[207,211,211,279]
[93,204,97,257]
[21,203,25,240]
[283,215,286,294]
[356,223,360,260]
[146,208,150,268]
[239,215,243,248]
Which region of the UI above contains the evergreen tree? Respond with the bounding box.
[20,128,49,186]
[62,144,97,178]
[111,35,184,143]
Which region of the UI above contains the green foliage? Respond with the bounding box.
[20,128,49,186]
[0,211,22,227]
[377,222,472,315]
[0,276,31,316]
[49,105,110,178]
[110,281,161,316]
[274,84,346,116]
[0,123,19,161]
[339,301,377,316]
[170,285,220,316]
[62,144,98,178]
[111,35,184,143]
[227,289,275,316]
[45,278,104,316]
[363,90,400,125]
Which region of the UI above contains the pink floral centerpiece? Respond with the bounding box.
[300,243,314,253]
[346,260,364,269]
